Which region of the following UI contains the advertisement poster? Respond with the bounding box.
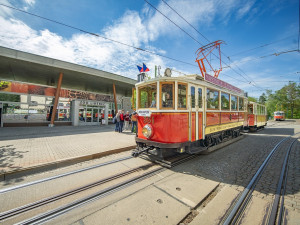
[0,80,113,102]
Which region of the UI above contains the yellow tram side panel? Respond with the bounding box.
[205,121,244,135]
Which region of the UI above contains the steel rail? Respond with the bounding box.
[223,136,290,225]
[0,155,132,194]
[267,139,297,225]
[16,155,195,225]
[0,162,153,221]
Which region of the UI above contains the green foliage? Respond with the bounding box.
[263,82,300,119]
[0,93,20,102]
[248,96,257,103]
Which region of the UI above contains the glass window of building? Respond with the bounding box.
[198,88,202,108]
[139,83,157,108]
[207,89,219,110]
[239,97,244,111]
[221,92,230,110]
[231,95,237,110]
[191,86,195,108]
[161,83,174,109]
[178,83,187,109]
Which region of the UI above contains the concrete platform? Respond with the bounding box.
[0,125,136,179]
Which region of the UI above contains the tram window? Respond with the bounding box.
[191,87,195,108]
[239,98,244,111]
[231,95,237,110]
[138,84,157,108]
[198,88,202,108]
[207,89,219,110]
[161,83,174,108]
[221,92,230,110]
[248,104,253,113]
[178,83,187,109]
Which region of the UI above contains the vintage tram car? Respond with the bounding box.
[133,73,257,159]
[244,101,267,131]
[274,111,285,121]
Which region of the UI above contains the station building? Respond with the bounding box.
[0,46,136,127]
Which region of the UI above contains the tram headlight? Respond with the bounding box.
[142,124,153,139]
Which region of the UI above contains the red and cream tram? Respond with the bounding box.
[274,111,285,121]
[245,102,267,131]
[133,73,248,159]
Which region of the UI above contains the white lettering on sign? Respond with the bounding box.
[138,109,151,117]
[80,100,105,106]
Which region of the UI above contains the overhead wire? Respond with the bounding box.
[156,0,265,91]
[0,3,198,68]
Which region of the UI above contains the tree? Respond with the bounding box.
[248,96,257,103]
[259,93,267,104]
[264,82,300,119]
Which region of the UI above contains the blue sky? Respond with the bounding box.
[0,0,299,98]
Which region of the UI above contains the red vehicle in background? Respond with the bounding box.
[274,111,285,121]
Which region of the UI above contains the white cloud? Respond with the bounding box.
[23,0,35,6]
[0,0,259,80]
[236,1,256,19]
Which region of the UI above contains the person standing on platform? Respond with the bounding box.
[115,110,121,132]
[124,111,130,131]
[119,109,125,132]
[131,111,138,133]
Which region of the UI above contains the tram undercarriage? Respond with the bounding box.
[133,126,243,160]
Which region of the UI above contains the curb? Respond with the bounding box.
[0,145,136,181]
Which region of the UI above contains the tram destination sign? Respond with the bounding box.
[138,109,151,117]
[205,73,243,94]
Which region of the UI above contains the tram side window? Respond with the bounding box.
[191,87,195,108]
[161,83,174,108]
[221,92,230,110]
[178,83,187,109]
[198,88,202,108]
[239,98,244,111]
[248,104,253,114]
[231,95,237,110]
[139,84,157,108]
[207,89,219,110]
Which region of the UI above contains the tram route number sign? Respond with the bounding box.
[138,109,151,117]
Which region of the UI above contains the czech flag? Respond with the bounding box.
[137,65,143,72]
[143,63,150,72]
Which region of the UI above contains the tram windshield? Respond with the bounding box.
[138,84,157,108]
[274,112,284,116]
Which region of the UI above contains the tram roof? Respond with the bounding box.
[136,74,246,97]
[0,46,136,97]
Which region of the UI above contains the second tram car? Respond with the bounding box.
[133,73,251,159]
[274,111,285,121]
[244,101,267,131]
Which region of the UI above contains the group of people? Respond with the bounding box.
[113,109,137,133]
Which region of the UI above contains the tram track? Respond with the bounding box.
[0,155,133,194]
[0,154,196,224]
[221,133,299,225]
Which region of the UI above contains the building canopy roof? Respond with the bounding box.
[0,46,136,97]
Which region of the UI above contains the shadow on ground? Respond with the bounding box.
[0,145,27,184]
[170,127,299,196]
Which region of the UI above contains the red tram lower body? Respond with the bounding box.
[135,112,245,159]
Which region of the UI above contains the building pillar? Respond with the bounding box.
[104,103,109,125]
[49,72,63,127]
[71,100,79,126]
[113,83,118,113]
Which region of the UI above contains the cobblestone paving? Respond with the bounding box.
[285,139,300,213]
[173,120,299,199]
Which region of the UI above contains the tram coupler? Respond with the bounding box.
[132,146,153,157]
